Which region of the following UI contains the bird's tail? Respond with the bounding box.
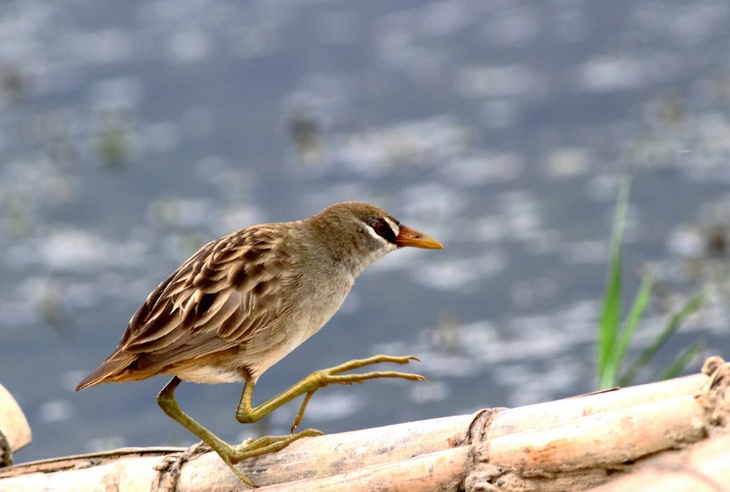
[74,353,137,391]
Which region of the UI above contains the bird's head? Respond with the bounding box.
[306,201,443,275]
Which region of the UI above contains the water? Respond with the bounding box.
[2,0,730,464]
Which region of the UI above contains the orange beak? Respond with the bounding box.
[395,225,444,249]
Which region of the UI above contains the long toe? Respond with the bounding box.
[230,429,323,462]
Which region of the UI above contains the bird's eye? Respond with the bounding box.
[371,218,397,244]
[373,219,388,236]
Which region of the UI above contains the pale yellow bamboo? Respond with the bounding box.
[178,415,474,489]
[485,393,706,471]
[589,432,730,492]
[0,383,32,460]
[0,455,164,492]
[487,372,706,439]
[0,359,728,491]
[245,447,469,492]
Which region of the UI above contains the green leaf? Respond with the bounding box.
[597,177,631,389]
[618,291,706,387]
[614,271,654,369]
[660,340,704,381]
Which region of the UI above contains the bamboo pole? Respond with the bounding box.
[0,383,32,466]
[0,356,728,491]
[589,431,730,492]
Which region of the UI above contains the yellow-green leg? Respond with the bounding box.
[157,354,425,487]
[158,377,314,486]
[235,355,426,432]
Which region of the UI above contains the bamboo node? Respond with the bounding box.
[696,356,730,428]
[153,442,209,492]
[464,463,506,492]
[701,356,725,377]
[453,408,507,448]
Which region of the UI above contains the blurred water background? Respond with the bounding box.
[2,0,730,463]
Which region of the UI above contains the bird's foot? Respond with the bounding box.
[289,354,426,432]
[215,429,324,487]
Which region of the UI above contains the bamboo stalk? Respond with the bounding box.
[0,357,728,491]
[589,432,730,492]
[485,371,707,439]
[250,447,470,492]
[0,383,32,466]
[485,393,706,471]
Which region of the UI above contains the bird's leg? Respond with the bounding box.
[157,376,264,487]
[236,354,426,433]
[157,355,424,486]
[158,377,323,487]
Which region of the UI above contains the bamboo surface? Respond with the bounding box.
[588,431,730,492]
[0,356,728,491]
[0,383,32,466]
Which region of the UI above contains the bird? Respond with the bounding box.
[75,201,443,486]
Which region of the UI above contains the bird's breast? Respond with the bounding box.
[240,270,354,379]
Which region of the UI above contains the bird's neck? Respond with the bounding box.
[298,216,381,278]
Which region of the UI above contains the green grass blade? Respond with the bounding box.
[597,177,631,389]
[660,340,704,381]
[597,252,622,388]
[614,272,654,368]
[618,291,706,386]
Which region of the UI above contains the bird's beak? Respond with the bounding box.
[395,225,444,249]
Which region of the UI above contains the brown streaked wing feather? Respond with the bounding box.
[112,225,297,372]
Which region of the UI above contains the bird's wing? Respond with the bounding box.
[118,225,297,360]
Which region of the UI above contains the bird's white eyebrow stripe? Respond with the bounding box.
[384,217,399,235]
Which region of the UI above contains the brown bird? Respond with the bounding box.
[75,201,443,485]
